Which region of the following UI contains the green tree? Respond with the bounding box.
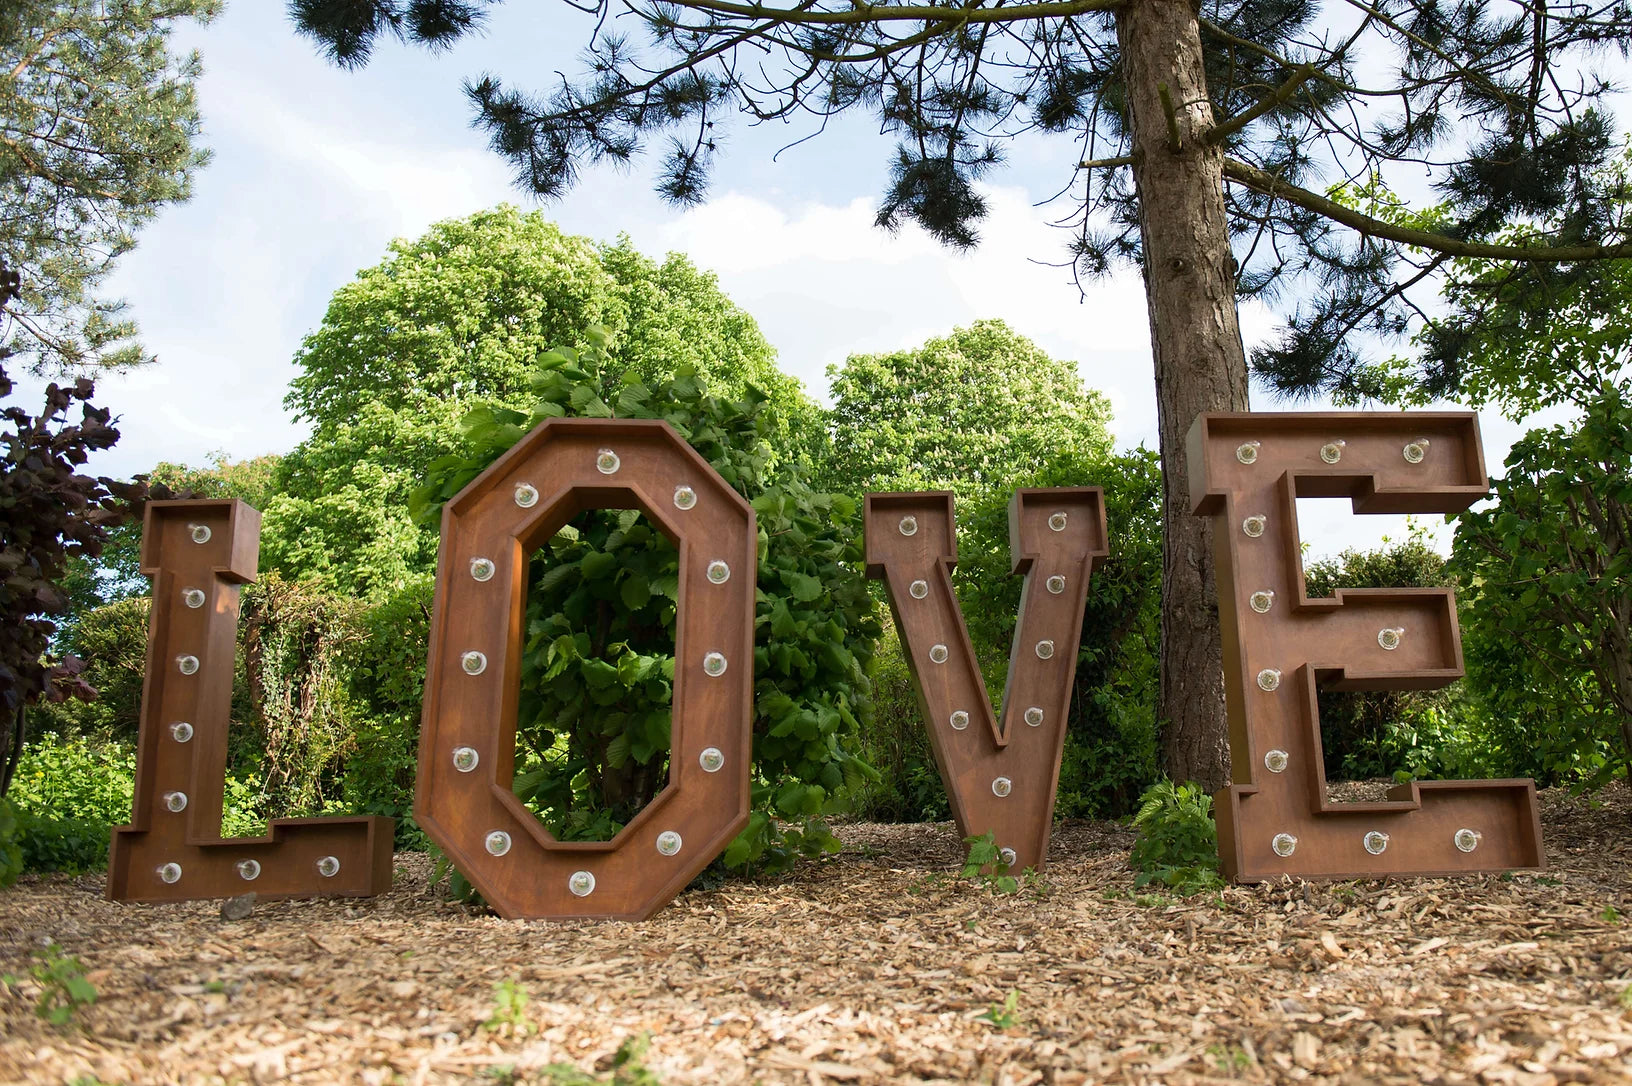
[0,0,219,373]
[264,206,820,598]
[823,320,1112,499]
[291,0,1632,792]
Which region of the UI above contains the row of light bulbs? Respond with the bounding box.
[1234,437,1432,467]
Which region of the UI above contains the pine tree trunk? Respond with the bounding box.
[1115,0,1249,791]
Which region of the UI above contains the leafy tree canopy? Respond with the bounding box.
[823,319,1112,500]
[264,205,821,598]
[290,0,1632,395]
[0,0,219,373]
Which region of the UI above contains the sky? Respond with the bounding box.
[11,2,1620,561]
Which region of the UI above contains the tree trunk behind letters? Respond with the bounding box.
[1115,0,1249,792]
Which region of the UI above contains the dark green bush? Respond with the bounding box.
[415,327,881,871]
[0,798,22,887]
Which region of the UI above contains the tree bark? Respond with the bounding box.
[1115,0,1248,791]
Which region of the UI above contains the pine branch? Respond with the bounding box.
[1203,64,1315,146]
[1221,158,1632,262]
[665,0,1124,26]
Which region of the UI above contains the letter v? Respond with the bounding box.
[865,489,1108,870]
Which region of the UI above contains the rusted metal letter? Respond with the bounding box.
[107,500,394,903]
[416,418,755,920]
[865,489,1108,870]
[1189,412,1545,881]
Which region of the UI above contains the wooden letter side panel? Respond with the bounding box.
[107,500,394,903]
[417,418,755,920]
[1187,412,1544,881]
[865,489,1108,870]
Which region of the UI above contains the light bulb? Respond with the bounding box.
[1319,440,1346,464]
[1236,441,1260,465]
[1264,749,1289,773]
[485,831,512,857]
[1377,627,1404,650]
[656,831,682,856]
[1271,833,1297,858]
[992,777,1012,798]
[189,523,212,544]
[1035,640,1055,660]
[699,747,724,773]
[169,721,193,743]
[999,848,1018,867]
[1249,590,1275,613]
[1024,706,1044,727]
[1045,574,1066,595]
[461,651,487,676]
[1242,514,1267,538]
[595,449,620,475]
[1362,830,1390,855]
[569,871,596,897]
[1403,439,1430,464]
[469,557,495,582]
[182,588,206,609]
[1048,511,1068,532]
[157,862,182,884]
[514,483,538,508]
[236,859,261,881]
[928,644,949,664]
[703,651,728,677]
[673,485,697,510]
[452,746,479,773]
[1256,668,1282,691]
[164,791,187,813]
[316,855,341,878]
[898,515,918,536]
[706,560,731,584]
[1454,828,1481,853]
[949,710,970,731]
[909,579,929,599]
[177,655,199,675]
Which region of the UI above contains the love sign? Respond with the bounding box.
[109,410,1544,917]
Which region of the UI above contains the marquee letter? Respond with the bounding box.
[108,500,394,902]
[417,418,755,920]
[865,489,1108,870]
[1188,411,1545,881]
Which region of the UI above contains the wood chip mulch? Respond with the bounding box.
[2,784,1629,1085]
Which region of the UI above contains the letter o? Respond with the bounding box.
[416,418,756,919]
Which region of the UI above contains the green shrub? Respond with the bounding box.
[29,597,151,745]
[845,628,949,823]
[335,576,435,849]
[7,733,135,825]
[13,808,109,875]
[415,327,880,871]
[1304,539,1465,781]
[1129,779,1223,894]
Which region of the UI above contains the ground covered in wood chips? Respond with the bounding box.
[2,784,1630,1086]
